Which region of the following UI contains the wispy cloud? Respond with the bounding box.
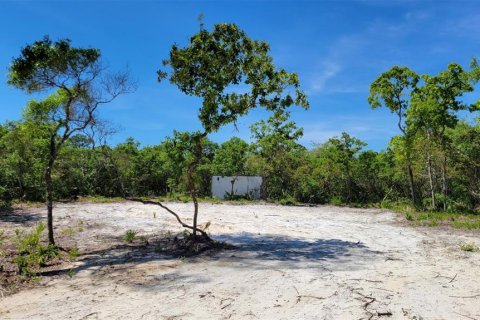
[310,61,341,93]
[307,9,433,95]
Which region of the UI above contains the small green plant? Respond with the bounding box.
[14,223,59,276]
[61,228,77,237]
[181,229,191,239]
[124,229,137,243]
[77,220,85,232]
[459,242,480,252]
[68,247,80,261]
[329,196,343,206]
[66,269,75,279]
[405,212,414,221]
[277,195,297,206]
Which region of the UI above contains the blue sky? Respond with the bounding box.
[1,0,479,150]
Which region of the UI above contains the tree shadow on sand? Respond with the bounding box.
[0,206,44,225]
[41,232,383,280]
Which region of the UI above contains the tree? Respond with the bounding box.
[250,112,305,199]
[409,63,478,210]
[156,23,309,241]
[368,66,419,205]
[8,36,132,245]
[211,137,250,176]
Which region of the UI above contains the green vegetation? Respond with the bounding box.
[6,37,132,245]
[459,242,480,252]
[13,223,59,276]
[396,210,480,229]
[124,230,137,243]
[67,247,80,261]
[0,23,479,254]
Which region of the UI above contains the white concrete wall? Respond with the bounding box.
[211,176,263,199]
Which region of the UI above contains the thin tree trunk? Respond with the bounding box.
[187,133,205,242]
[427,153,436,209]
[441,155,447,211]
[45,134,57,245]
[407,163,416,206]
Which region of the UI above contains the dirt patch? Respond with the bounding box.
[1,202,480,319]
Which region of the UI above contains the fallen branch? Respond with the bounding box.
[449,274,458,283]
[354,291,376,310]
[126,197,209,238]
[453,311,477,320]
[348,278,383,283]
[293,286,325,304]
[434,272,457,283]
[449,294,480,299]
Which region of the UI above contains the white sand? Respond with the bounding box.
[1,202,479,319]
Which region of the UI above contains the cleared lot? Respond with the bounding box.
[1,202,479,319]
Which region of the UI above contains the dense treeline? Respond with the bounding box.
[1,116,479,211]
[1,29,479,219]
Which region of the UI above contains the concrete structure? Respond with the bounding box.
[211,176,263,200]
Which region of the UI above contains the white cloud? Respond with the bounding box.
[310,61,341,93]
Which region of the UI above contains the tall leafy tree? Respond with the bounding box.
[409,63,478,210]
[368,66,419,205]
[250,112,305,199]
[157,23,309,241]
[8,36,132,244]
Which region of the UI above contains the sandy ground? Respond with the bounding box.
[0,201,479,320]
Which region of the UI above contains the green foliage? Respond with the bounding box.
[277,195,298,206]
[68,247,80,261]
[8,36,100,93]
[124,229,137,243]
[459,242,480,252]
[329,196,343,206]
[13,223,59,276]
[159,23,308,133]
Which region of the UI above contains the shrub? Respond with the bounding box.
[277,195,297,206]
[68,247,80,261]
[329,196,343,206]
[13,223,59,276]
[405,212,414,221]
[459,242,480,252]
[124,229,137,243]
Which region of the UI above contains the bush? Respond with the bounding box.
[329,196,343,206]
[124,229,137,243]
[277,195,297,206]
[13,223,59,276]
[459,242,480,252]
[68,247,80,261]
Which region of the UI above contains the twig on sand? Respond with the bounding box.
[449,294,480,299]
[449,274,458,283]
[434,272,458,283]
[348,278,383,283]
[293,286,325,304]
[453,310,477,320]
[221,303,232,310]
